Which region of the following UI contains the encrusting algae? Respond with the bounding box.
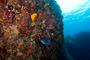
[0,0,73,60]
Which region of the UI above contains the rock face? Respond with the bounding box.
[65,31,90,60]
[0,0,71,60]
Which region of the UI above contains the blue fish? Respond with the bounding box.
[41,39,51,45]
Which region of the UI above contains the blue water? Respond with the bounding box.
[56,0,90,37]
[63,8,90,37]
[56,0,90,60]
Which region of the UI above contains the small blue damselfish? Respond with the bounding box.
[41,39,51,45]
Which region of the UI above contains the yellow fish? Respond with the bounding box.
[31,13,37,21]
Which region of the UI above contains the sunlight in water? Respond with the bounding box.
[56,0,89,14]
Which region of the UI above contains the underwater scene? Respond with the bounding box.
[0,0,90,60]
[57,0,90,60]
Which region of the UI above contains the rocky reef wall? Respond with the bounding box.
[0,0,72,60]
